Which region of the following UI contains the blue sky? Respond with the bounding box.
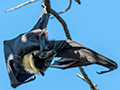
[0,0,120,90]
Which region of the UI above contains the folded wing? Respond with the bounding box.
[50,40,118,74]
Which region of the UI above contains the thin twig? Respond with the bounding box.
[6,0,38,12]
[77,74,98,90]
[5,0,81,13]
[77,73,87,82]
[51,0,72,19]
[78,67,99,90]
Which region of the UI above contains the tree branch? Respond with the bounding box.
[5,0,81,13]
[51,0,72,19]
[78,67,99,90]
[6,0,38,12]
[77,74,98,90]
[50,8,72,40]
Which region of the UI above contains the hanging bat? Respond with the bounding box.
[4,2,118,88]
[4,34,118,88]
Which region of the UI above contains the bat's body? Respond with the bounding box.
[4,3,118,88]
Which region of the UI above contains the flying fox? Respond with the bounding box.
[4,3,117,88]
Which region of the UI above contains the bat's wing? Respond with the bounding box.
[49,39,118,74]
[50,58,91,69]
[4,3,50,88]
[4,40,35,88]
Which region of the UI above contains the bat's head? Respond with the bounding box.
[33,50,56,69]
[22,50,56,76]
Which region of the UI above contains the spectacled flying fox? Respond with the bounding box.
[4,3,118,88]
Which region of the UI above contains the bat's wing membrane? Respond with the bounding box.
[4,40,35,88]
[50,58,91,69]
[50,40,118,74]
[3,3,50,88]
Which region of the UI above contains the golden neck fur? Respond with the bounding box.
[22,50,40,74]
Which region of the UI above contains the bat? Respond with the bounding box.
[4,3,118,88]
[4,35,118,88]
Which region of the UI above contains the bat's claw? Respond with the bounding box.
[96,69,114,74]
[40,70,45,76]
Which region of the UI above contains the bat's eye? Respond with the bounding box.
[39,52,47,59]
[44,60,50,67]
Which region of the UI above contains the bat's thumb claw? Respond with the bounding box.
[96,69,115,74]
[96,71,108,74]
[96,71,102,74]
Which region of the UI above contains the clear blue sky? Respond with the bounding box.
[0,0,120,90]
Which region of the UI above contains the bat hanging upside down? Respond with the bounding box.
[4,2,117,88]
[4,28,118,88]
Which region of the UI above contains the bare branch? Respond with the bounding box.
[77,73,98,90]
[78,67,99,90]
[50,8,72,40]
[77,73,87,82]
[51,0,72,19]
[57,0,72,14]
[6,0,38,12]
